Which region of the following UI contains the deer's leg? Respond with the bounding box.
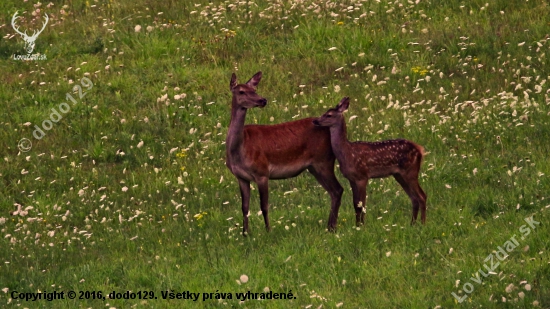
[308,164,344,232]
[358,179,368,225]
[256,176,271,232]
[410,153,427,224]
[404,169,427,224]
[238,178,251,236]
[350,180,367,226]
[394,173,426,225]
[414,181,427,224]
[350,181,361,226]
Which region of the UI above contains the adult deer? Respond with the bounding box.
[313,97,427,225]
[226,72,343,235]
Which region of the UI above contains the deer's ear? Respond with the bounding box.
[336,97,350,112]
[245,71,262,90]
[230,73,238,90]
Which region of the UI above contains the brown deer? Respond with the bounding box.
[226,72,343,235]
[313,97,427,226]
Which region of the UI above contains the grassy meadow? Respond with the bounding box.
[1,0,550,307]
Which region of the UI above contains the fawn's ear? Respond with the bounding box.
[245,71,262,90]
[336,97,350,112]
[230,73,238,90]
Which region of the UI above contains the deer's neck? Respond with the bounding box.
[226,98,247,156]
[329,120,351,162]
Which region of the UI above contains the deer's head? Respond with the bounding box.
[12,11,49,54]
[313,97,350,127]
[230,72,268,109]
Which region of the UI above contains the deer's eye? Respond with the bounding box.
[326,114,332,118]
[239,91,245,95]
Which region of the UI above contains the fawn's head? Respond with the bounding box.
[230,71,268,109]
[313,97,350,127]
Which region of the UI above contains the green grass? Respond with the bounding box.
[1,0,550,308]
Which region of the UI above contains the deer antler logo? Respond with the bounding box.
[11,11,49,54]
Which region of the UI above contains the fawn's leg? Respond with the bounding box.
[394,174,425,224]
[412,180,427,224]
[350,180,367,225]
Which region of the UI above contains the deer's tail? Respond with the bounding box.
[413,142,425,166]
